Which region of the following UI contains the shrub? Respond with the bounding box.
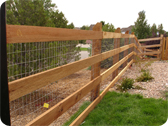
[117,77,134,92]
[136,71,154,82]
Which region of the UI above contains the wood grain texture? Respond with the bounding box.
[9,43,135,102]
[159,35,164,60]
[103,32,135,39]
[112,28,120,80]
[8,54,101,101]
[140,44,161,48]
[138,51,161,56]
[166,37,168,60]
[26,76,101,126]
[138,37,161,42]
[26,51,136,126]
[101,52,134,81]
[70,59,134,126]
[162,37,165,60]
[91,23,102,101]
[6,25,103,43]
[123,31,129,68]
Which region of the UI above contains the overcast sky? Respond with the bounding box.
[52,0,168,31]
[0,0,167,31]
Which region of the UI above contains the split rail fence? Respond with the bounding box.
[138,36,168,60]
[3,22,142,126]
[2,14,167,126]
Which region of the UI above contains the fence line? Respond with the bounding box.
[5,23,153,126]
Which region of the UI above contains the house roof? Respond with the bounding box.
[121,25,134,33]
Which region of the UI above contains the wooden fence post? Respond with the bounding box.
[0,2,11,125]
[162,37,165,60]
[90,23,102,101]
[160,34,163,60]
[166,37,168,60]
[123,31,129,68]
[130,32,134,63]
[112,28,121,80]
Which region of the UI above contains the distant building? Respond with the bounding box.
[90,24,95,30]
[74,27,81,30]
[86,40,92,44]
[121,25,134,34]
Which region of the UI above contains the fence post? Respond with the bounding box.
[0,2,11,125]
[130,32,134,63]
[112,28,120,80]
[166,37,168,60]
[161,37,165,60]
[90,23,102,101]
[160,34,163,60]
[123,31,129,68]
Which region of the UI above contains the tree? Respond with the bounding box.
[79,25,90,44]
[100,21,105,26]
[158,24,164,35]
[102,23,115,32]
[6,0,80,81]
[132,10,151,39]
[151,23,157,36]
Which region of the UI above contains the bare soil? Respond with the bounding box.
[10,61,168,126]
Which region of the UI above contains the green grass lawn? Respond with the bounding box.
[64,91,168,126]
[76,47,88,51]
[80,48,88,51]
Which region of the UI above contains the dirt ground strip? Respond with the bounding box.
[51,60,168,126]
[10,61,168,126]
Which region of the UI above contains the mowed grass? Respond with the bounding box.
[76,47,88,51]
[64,91,168,126]
[80,48,88,51]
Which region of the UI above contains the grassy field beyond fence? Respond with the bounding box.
[64,91,168,126]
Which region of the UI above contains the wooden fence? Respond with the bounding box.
[138,36,168,60]
[5,23,142,126]
[5,22,167,125]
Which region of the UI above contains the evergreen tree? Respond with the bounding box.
[132,10,151,39]
[158,24,164,35]
[151,23,157,36]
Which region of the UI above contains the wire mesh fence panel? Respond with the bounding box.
[7,41,81,82]
[7,40,94,126]
[49,93,91,126]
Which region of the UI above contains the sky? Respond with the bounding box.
[52,0,168,31]
[0,0,167,31]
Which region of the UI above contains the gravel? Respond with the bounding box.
[111,60,168,100]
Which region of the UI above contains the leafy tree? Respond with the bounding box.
[158,24,164,35]
[100,21,105,26]
[132,10,151,39]
[102,23,115,32]
[6,0,80,81]
[101,22,115,68]
[79,25,90,44]
[151,23,157,36]
[81,25,90,30]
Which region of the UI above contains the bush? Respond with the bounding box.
[136,71,154,82]
[117,77,134,92]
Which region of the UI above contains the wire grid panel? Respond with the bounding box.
[7,41,81,82]
[7,40,93,125]
[50,92,91,126]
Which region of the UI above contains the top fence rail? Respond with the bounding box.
[7,24,135,43]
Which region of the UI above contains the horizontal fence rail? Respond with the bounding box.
[5,23,158,126]
[26,52,135,126]
[138,37,161,42]
[9,43,135,101]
